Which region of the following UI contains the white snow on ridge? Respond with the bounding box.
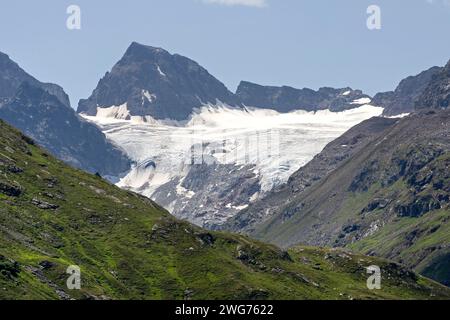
[351,97,372,105]
[142,90,157,103]
[82,104,383,219]
[386,113,410,119]
[95,104,130,120]
[156,65,166,77]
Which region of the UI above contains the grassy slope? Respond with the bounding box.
[252,111,450,286]
[333,151,450,286]
[0,120,449,300]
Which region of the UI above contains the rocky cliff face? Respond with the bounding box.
[0,52,69,107]
[78,42,241,120]
[236,81,371,113]
[372,66,442,116]
[416,60,450,110]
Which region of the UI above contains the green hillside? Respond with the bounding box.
[0,119,449,300]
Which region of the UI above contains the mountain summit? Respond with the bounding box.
[78,42,240,120]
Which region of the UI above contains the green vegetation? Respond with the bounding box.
[343,151,450,286]
[348,208,450,285]
[0,119,449,300]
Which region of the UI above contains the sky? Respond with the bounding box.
[0,0,450,108]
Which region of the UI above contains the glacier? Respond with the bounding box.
[82,103,383,227]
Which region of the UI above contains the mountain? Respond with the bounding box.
[0,83,130,176]
[236,81,372,113]
[249,109,450,286]
[221,116,399,234]
[1,119,449,300]
[0,51,69,107]
[0,51,130,177]
[416,60,450,110]
[78,42,241,121]
[76,42,380,227]
[372,66,442,116]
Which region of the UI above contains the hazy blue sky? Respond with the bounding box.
[1,0,449,108]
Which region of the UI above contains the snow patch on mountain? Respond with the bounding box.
[96,104,131,119]
[351,97,372,105]
[156,65,166,77]
[386,113,410,119]
[142,90,157,103]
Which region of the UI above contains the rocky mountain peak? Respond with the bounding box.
[120,42,170,64]
[415,59,450,110]
[78,42,240,120]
